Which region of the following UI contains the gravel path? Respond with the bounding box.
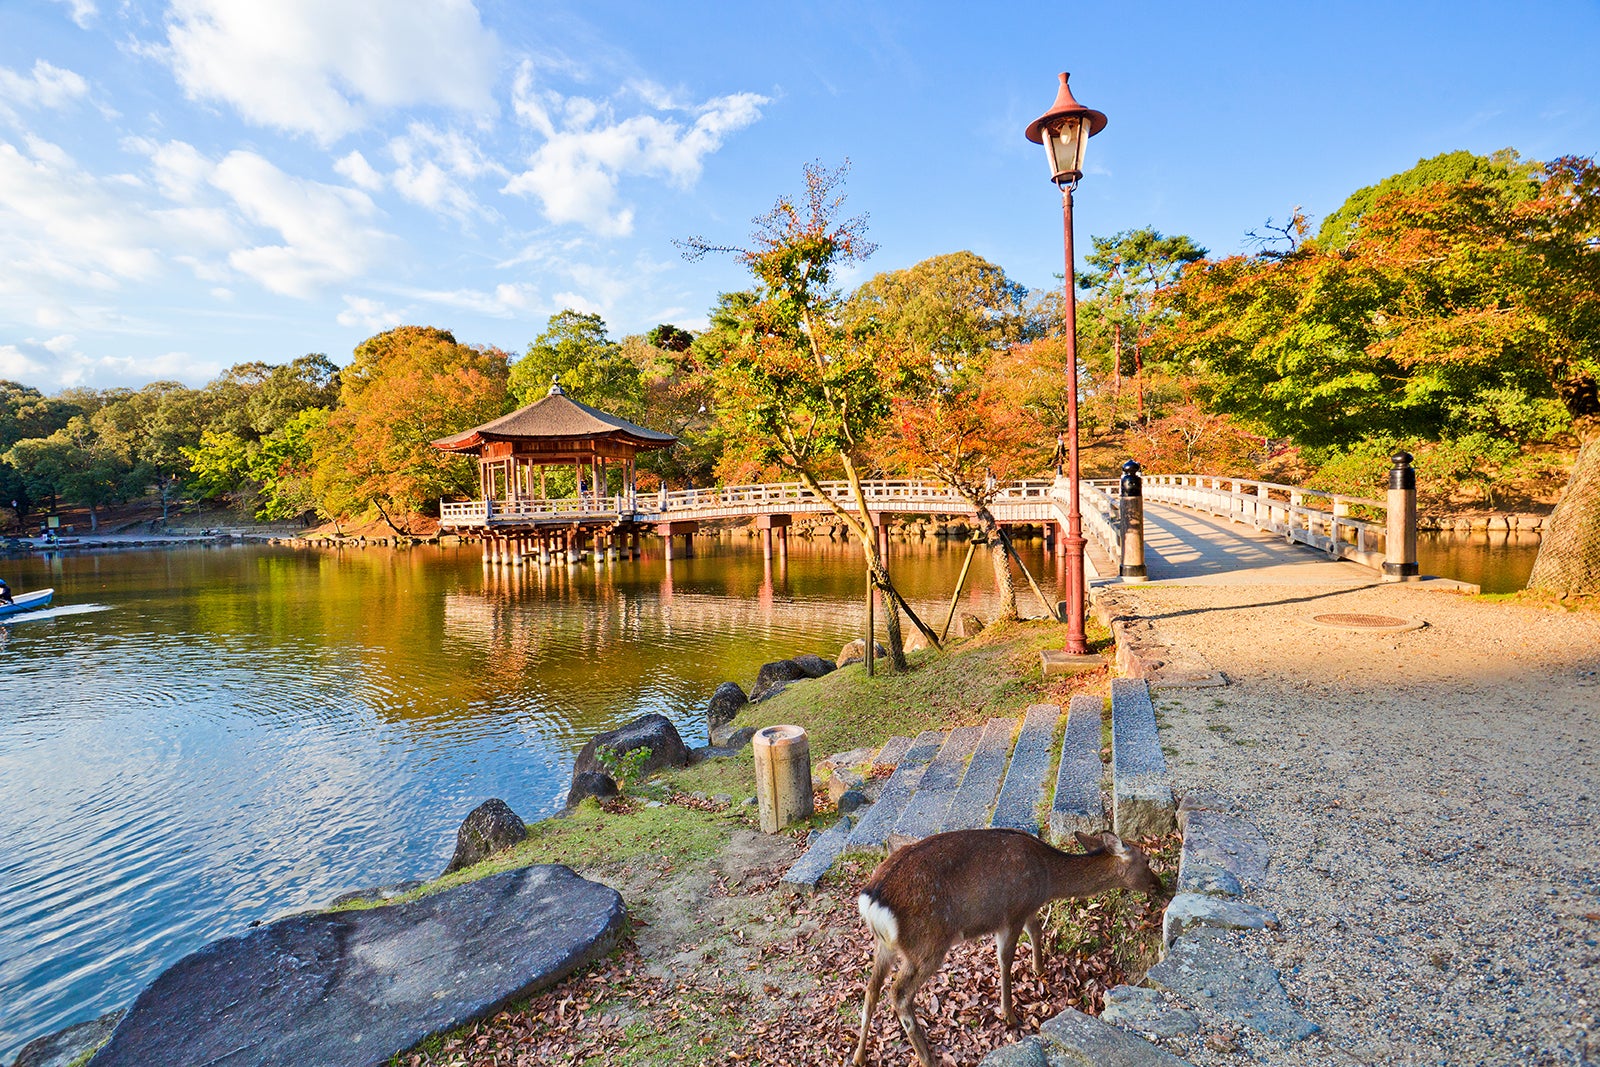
[1104,581,1599,1067]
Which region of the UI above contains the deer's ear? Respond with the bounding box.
[1103,833,1130,858]
[1073,831,1102,852]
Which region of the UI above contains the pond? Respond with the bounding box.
[0,533,1051,1060]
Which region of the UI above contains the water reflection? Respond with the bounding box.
[0,535,1041,1060]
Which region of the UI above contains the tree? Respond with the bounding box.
[1077,227,1206,426]
[508,310,642,416]
[1317,149,1539,249]
[4,416,136,530]
[0,381,82,524]
[854,252,1047,618]
[681,160,940,668]
[311,326,510,531]
[91,381,208,521]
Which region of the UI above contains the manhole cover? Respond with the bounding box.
[1305,613,1425,634]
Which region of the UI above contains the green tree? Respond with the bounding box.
[681,160,940,668]
[508,310,642,416]
[1317,148,1539,249]
[311,326,510,532]
[1077,227,1206,426]
[4,416,135,530]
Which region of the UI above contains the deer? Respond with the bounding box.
[852,827,1166,1067]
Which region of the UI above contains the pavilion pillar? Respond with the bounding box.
[778,525,789,563]
[567,529,580,564]
[481,535,491,565]
[539,535,550,565]
[762,526,774,560]
[663,529,674,561]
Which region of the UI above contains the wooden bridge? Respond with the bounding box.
[440,460,1419,584]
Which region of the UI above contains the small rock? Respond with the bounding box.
[572,714,690,782]
[837,789,870,815]
[565,771,619,808]
[10,1009,125,1067]
[790,653,836,679]
[749,659,810,701]
[706,681,748,736]
[443,798,527,875]
[836,639,888,668]
[959,612,985,638]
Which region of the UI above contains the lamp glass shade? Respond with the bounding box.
[1042,115,1092,186]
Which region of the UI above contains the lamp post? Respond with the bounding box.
[1027,72,1105,656]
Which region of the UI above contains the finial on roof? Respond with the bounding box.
[548,375,564,396]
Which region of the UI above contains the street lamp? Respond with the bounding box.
[1027,72,1105,655]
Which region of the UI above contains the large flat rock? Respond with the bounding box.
[89,865,625,1067]
[892,726,981,842]
[846,730,944,850]
[1145,929,1318,1043]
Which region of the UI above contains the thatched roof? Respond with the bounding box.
[432,382,676,454]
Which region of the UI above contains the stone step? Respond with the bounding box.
[989,704,1063,837]
[1048,694,1106,842]
[940,717,1017,832]
[890,725,982,843]
[872,734,914,770]
[845,730,945,851]
[780,822,852,893]
[1110,678,1176,838]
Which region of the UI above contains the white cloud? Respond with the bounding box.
[504,61,767,235]
[385,122,503,219]
[51,0,97,29]
[209,150,397,297]
[336,295,407,331]
[159,0,500,144]
[0,136,163,294]
[335,150,385,193]
[0,60,90,123]
[404,281,538,318]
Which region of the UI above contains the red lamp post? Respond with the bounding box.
[1026,72,1106,655]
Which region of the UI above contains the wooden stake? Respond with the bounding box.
[940,540,979,642]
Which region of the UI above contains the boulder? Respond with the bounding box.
[836,639,888,668]
[87,866,626,1067]
[791,653,835,679]
[565,771,619,808]
[959,613,986,638]
[706,681,748,737]
[12,1010,124,1067]
[571,713,690,782]
[749,659,810,702]
[443,798,528,875]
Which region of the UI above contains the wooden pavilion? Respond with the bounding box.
[433,378,676,511]
[432,378,685,564]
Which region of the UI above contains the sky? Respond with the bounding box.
[1,0,1597,394]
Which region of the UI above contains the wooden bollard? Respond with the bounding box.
[752,725,813,833]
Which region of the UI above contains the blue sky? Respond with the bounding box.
[1,0,1596,393]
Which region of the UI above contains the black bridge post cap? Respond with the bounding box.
[1389,452,1416,491]
[1120,459,1143,496]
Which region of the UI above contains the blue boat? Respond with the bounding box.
[0,588,53,617]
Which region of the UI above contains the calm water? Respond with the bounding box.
[1417,531,1542,594]
[0,529,1537,1057]
[0,534,1054,1060]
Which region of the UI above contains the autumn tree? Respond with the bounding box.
[311,326,510,532]
[681,161,939,668]
[853,252,1047,618]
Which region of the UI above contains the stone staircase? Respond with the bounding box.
[782,678,1177,890]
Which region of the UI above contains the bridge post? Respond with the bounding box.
[1383,452,1420,581]
[1119,460,1147,581]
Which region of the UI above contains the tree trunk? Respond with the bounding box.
[974,509,1018,620]
[870,557,908,670]
[1528,431,1600,596]
[88,502,99,532]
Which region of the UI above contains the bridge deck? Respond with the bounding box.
[1135,502,1374,586]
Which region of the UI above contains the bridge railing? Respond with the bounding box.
[440,494,637,526]
[1140,473,1388,569]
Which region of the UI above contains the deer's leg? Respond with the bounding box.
[891,947,948,1067]
[995,925,1021,1025]
[852,941,896,1066]
[1024,909,1046,974]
